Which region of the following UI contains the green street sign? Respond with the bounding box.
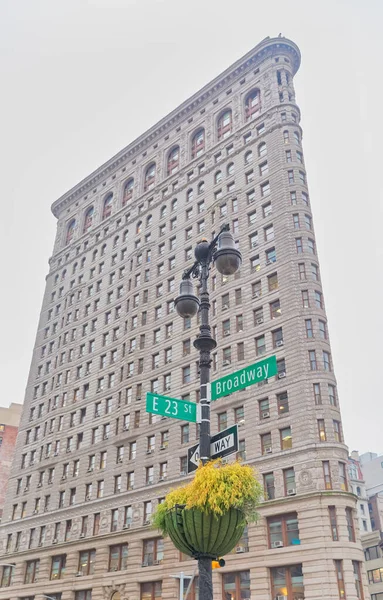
[211,355,278,401]
[146,392,198,423]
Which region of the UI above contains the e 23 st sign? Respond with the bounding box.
[146,392,197,423]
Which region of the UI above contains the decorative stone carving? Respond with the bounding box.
[299,469,313,487]
[103,583,128,600]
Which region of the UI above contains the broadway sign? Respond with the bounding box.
[211,355,277,401]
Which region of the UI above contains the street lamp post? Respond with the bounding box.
[175,223,241,600]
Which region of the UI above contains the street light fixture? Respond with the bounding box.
[175,223,241,600]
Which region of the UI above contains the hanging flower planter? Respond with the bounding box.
[152,460,262,559]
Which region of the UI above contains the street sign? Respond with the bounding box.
[146,392,198,423]
[187,425,238,473]
[211,355,277,401]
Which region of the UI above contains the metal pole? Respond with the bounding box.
[193,244,217,600]
[179,571,184,600]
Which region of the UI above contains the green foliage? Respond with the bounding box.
[152,460,262,535]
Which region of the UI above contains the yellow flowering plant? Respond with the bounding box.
[152,459,262,536]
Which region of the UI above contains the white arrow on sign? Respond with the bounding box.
[189,444,200,469]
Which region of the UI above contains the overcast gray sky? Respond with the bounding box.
[0,0,382,454]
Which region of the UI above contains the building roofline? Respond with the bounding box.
[51,36,300,218]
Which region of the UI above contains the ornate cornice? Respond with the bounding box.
[51,37,300,218]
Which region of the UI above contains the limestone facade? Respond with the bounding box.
[0,36,369,600]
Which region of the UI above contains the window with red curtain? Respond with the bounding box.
[217,110,232,140]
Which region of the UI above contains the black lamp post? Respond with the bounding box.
[175,223,242,600]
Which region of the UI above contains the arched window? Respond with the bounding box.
[66,219,76,245]
[283,130,289,144]
[191,128,205,158]
[244,151,253,165]
[83,206,94,233]
[122,178,134,206]
[214,171,222,184]
[144,163,156,192]
[217,109,232,140]
[167,147,180,176]
[186,188,193,203]
[160,205,167,219]
[102,194,113,220]
[113,236,119,248]
[171,198,178,211]
[293,131,300,144]
[198,181,205,194]
[356,486,361,496]
[146,214,152,227]
[227,162,234,176]
[245,89,261,120]
[136,221,142,235]
[258,142,267,158]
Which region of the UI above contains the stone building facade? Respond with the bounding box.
[0,403,23,518]
[0,36,369,600]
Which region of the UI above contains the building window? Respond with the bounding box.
[143,538,164,566]
[109,543,129,571]
[328,506,338,541]
[309,350,317,370]
[261,432,272,455]
[346,507,355,541]
[270,564,304,599]
[144,163,156,192]
[50,555,66,580]
[217,109,232,140]
[66,219,76,245]
[264,472,275,500]
[280,426,292,450]
[0,565,13,587]
[222,571,250,600]
[333,420,342,442]
[141,582,162,600]
[122,178,134,205]
[25,559,40,583]
[277,392,289,415]
[268,513,299,548]
[83,206,94,233]
[78,549,96,575]
[334,560,346,599]
[318,419,326,441]
[191,128,205,158]
[167,146,180,175]
[102,194,113,220]
[323,461,332,489]
[283,467,296,496]
[75,592,91,600]
[353,561,364,600]
[245,89,260,120]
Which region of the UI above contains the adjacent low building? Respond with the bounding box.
[0,403,23,518]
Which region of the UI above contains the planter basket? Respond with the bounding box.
[164,505,245,559]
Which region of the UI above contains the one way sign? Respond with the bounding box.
[187,425,238,473]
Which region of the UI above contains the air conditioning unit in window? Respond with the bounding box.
[266,259,274,265]
[180,471,187,476]
[24,486,30,492]
[123,523,131,530]
[52,538,58,544]
[256,318,264,325]
[160,444,167,450]
[262,411,270,419]
[143,519,151,525]
[61,475,67,481]
[66,448,72,453]
[87,467,93,473]
[142,561,149,567]
[287,487,296,496]
[276,596,288,600]
[37,482,42,488]
[276,340,284,347]
[103,434,109,440]
[154,560,161,565]
[146,449,154,455]
[251,242,258,248]
[85,495,91,501]
[136,396,141,401]
[265,447,272,454]
[222,304,229,311]
[236,546,246,553]
[159,476,166,482]
[76,571,83,577]
[223,360,231,367]
[224,330,231,337]
[253,292,260,299]
[238,419,245,427]
[272,540,284,548]
[95,412,100,418]
[118,457,123,463]
[278,372,286,379]
[123,424,129,431]
[80,533,85,538]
